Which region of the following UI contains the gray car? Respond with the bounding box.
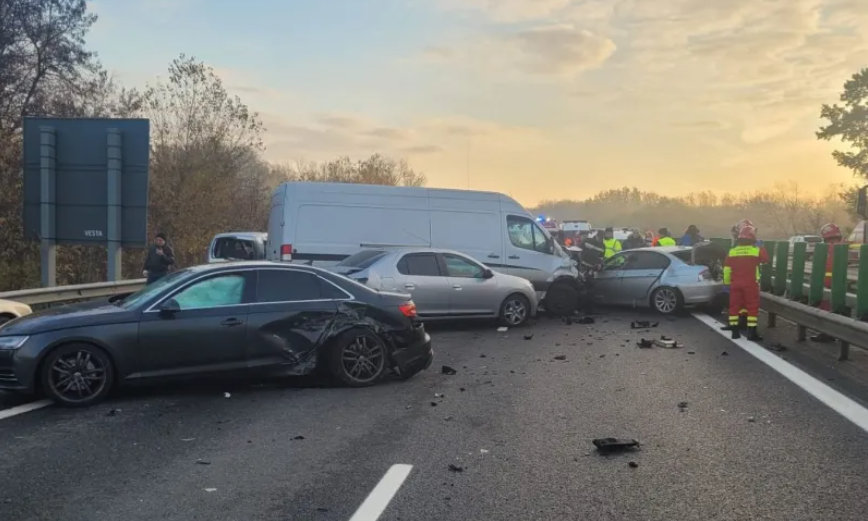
[594,246,725,314]
[331,249,538,326]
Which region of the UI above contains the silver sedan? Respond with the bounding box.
[330,248,538,326]
[593,246,725,314]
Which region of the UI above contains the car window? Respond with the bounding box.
[256,269,322,303]
[443,254,485,278]
[623,251,670,270]
[337,250,387,268]
[603,254,627,270]
[397,253,441,276]
[672,250,692,264]
[213,237,256,260]
[119,270,192,309]
[172,274,246,310]
[508,215,552,254]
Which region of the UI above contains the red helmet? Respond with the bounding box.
[820,223,842,240]
[738,225,757,241]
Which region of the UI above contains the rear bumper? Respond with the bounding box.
[390,328,433,373]
[679,282,725,305]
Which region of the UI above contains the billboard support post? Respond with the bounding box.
[39,126,57,287]
[106,128,123,281]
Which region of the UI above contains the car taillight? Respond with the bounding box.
[399,301,417,318]
[280,244,293,261]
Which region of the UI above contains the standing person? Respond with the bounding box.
[679,225,703,246]
[656,228,677,246]
[602,227,622,259]
[723,225,769,340]
[623,230,645,250]
[811,223,845,342]
[143,232,175,284]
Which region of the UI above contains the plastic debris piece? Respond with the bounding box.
[430,402,438,407]
[523,334,534,340]
[628,461,639,468]
[593,438,640,453]
[106,408,121,417]
[637,338,654,348]
[441,365,457,375]
[747,417,756,423]
[196,459,211,465]
[678,401,688,411]
[293,435,305,440]
[448,464,464,473]
[721,351,729,356]
[224,392,231,399]
[553,355,567,361]
[181,438,195,442]
[497,327,508,332]
[204,488,217,493]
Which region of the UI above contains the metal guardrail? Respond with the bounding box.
[0,279,146,306]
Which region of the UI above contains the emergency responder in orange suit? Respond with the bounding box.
[811,223,844,342]
[723,225,769,340]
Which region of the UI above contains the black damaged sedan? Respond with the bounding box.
[0,262,433,406]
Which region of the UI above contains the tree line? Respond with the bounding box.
[0,0,423,291]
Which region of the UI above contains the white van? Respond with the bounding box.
[267,182,581,313]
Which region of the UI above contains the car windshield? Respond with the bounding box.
[336,250,387,269]
[804,236,823,243]
[116,270,192,309]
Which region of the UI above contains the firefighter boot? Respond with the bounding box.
[747,327,763,341]
[731,328,741,340]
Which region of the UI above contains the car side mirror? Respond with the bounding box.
[158,298,180,317]
[482,269,494,279]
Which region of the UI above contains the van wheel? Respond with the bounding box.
[544,281,578,316]
[500,294,530,326]
[651,287,683,315]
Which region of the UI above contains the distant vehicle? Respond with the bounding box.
[561,220,592,244]
[266,182,581,315]
[788,235,822,254]
[0,299,32,325]
[593,246,725,314]
[0,262,432,406]
[208,232,267,263]
[331,248,538,326]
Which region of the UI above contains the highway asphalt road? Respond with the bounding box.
[2,310,868,521]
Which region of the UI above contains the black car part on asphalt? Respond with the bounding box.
[0,262,433,406]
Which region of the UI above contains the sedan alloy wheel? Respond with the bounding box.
[42,344,114,406]
[330,329,387,386]
[500,294,530,326]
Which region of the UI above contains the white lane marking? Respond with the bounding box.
[0,399,52,421]
[692,313,868,434]
[348,464,413,521]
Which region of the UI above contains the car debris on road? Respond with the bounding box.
[441,365,457,375]
[448,464,464,473]
[593,438,640,454]
[631,321,659,329]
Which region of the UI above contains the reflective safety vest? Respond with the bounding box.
[723,245,769,286]
[603,238,622,258]
[657,236,676,247]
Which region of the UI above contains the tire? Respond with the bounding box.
[40,343,114,407]
[327,328,388,387]
[651,287,683,315]
[543,280,579,316]
[0,313,14,326]
[500,294,531,326]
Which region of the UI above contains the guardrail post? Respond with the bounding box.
[832,244,849,315]
[790,242,807,301]
[809,244,827,307]
[774,241,789,296]
[857,244,868,321]
[761,241,776,292]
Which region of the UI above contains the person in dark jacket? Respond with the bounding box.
[143,232,175,284]
[622,230,646,250]
[679,225,704,246]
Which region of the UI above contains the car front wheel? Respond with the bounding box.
[544,280,579,316]
[328,328,388,386]
[651,287,683,315]
[40,343,114,407]
[500,294,531,326]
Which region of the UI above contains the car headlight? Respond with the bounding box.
[0,336,28,350]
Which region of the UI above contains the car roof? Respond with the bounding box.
[185,261,333,276]
[212,232,267,240]
[356,247,478,257]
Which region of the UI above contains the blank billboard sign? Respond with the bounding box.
[22,118,149,247]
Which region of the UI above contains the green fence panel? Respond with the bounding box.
[761,241,776,292]
[789,242,807,300]
[856,245,868,320]
[831,244,849,314]
[809,244,827,307]
[773,241,789,295]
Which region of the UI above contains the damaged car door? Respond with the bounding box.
[245,267,342,372]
